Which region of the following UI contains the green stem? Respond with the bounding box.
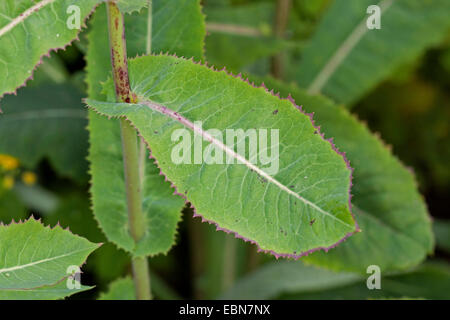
[222,235,237,291]
[271,0,290,79]
[139,0,152,185]
[106,0,151,300]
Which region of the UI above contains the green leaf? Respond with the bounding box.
[204,2,288,72]
[125,0,206,61]
[252,76,433,272]
[433,219,450,254]
[85,1,204,256]
[219,261,362,300]
[0,0,102,101]
[0,217,100,289]
[43,193,130,283]
[0,280,93,300]
[222,260,450,300]
[86,53,357,257]
[295,0,450,105]
[117,0,148,14]
[0,190,27,223]
[283,261,450,300]
[98,277,135,300]
[0,84,89,182]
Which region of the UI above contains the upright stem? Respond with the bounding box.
[106,1,151,300]
[139,0,152,186]
[271,0,290,79]
[222,236,237,291]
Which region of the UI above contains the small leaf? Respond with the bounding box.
[295,0,450,105]
[86,54,357,257]
[117,0,148,14]
[98,277,135,300]
[0,217,100,289]
[0,84,89,182]
[0,0,102,101]
[0,280,93,300]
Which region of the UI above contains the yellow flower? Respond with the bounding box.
[0,154,19,171]
[3,176,14,189]
[22,171,37,186]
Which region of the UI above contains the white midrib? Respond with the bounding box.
[139,100,353,228]
[0,0,55,38]
[307,0,393,95]
[0,247,88,274]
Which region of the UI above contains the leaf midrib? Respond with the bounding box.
[133,98,354,229]
[307,0,393,94]
[0,0,56,37]
[0,247,91,275]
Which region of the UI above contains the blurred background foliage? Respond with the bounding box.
[0,0,449,300]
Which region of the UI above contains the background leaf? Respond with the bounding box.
[220,260,361,300]
[204,2,288,73]
[295,0,450,105]
[252,76,433,273]
[0,0,102,101]
[0,84,89,183]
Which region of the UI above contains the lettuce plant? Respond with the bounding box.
[0,0,440,300]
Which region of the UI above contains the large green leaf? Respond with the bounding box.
[0,217,99,290]
[254,76,433,272]
[86,0,204,256]
[0,0,102,101]
[86,53,358,257]
[295,0,450,105]
[222,260,450,300]
[0,84,88,182]
[0,280,93,300]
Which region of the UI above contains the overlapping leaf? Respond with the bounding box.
[0,0,102,101]
[0,84,88,182]
[86,54,358,257]
[86,0,204,256]
[255,77,433,272]
[295,0,450,105]
[0,217,99,290]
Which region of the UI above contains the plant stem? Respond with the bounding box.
[271,0,290,79]
[106,0,151,300]
[139,0,152,185]
[222,235,237,291]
